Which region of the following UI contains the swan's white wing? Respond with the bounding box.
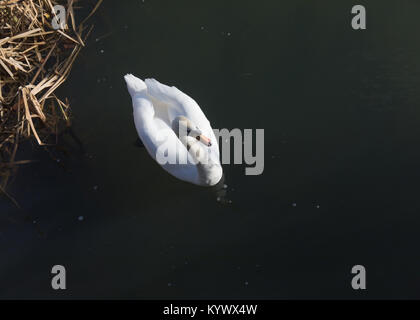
[145,78,206,125]
[133,98,202,185]
[145,78,220,159]
[125,74,201,185]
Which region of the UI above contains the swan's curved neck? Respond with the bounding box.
[188,141,222,186]
[174,119,222,186]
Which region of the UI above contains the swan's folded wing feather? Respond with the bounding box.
[145,78,192,107]
[145,79,209,126]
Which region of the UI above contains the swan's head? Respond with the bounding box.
[172,116,223,186]
[171,116,212,147]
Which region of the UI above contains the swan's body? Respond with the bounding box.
[124,74,223,186]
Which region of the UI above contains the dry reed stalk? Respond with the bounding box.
[0,0,101,204]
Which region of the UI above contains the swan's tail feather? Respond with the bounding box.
[124,74,147,97]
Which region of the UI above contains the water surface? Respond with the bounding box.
[1,0,420,299]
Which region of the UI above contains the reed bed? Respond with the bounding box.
[0,0,101,203]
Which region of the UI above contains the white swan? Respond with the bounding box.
[124,74,223,186]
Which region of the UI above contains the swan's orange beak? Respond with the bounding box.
[197,134,212,147]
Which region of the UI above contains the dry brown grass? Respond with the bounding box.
[0,0,102,204]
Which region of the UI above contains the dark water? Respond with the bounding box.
[1,0,420,299]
